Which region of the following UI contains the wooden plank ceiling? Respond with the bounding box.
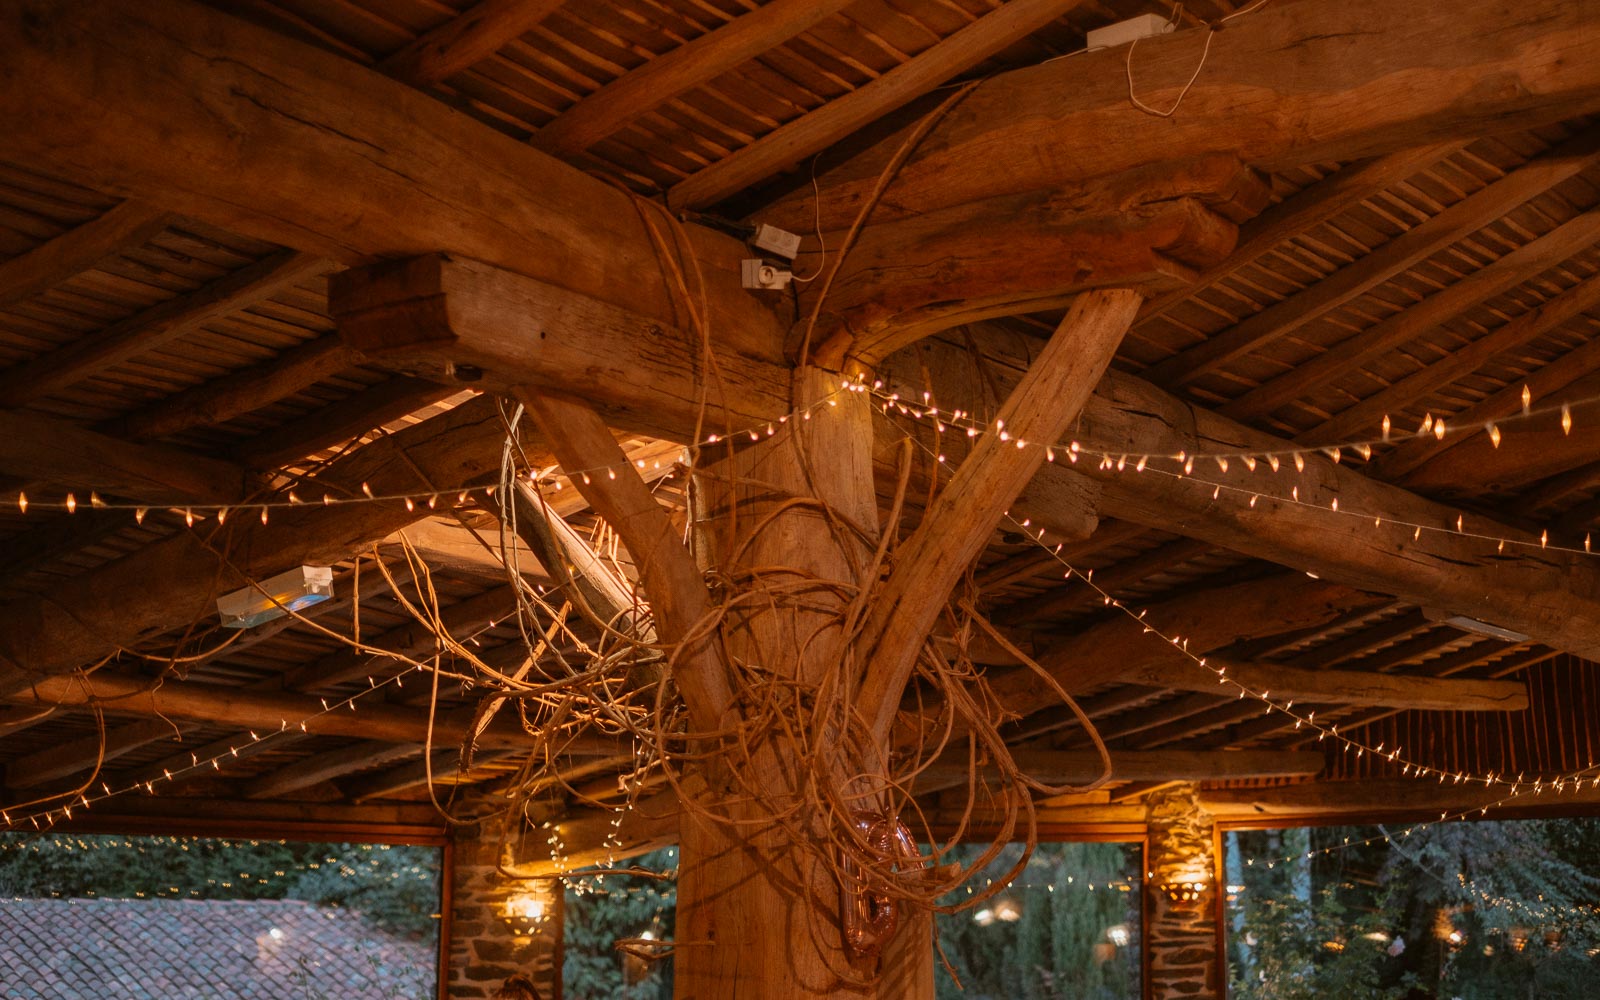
[0,0,1598,837]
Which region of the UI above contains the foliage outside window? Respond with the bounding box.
[933,840,1142,999]
[564,846,678,999]
[1224,818,1600,999]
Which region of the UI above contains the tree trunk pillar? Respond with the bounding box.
[673,365,931,998]
[1144,783,1221,999]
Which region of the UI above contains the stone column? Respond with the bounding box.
[1144,783,1220,999]
[447,814,564,998]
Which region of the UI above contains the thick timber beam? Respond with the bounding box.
[855,290,1142,742]
[1072,370,1600,659]
[1131,656,1528,713]
[1,672,615,754]
[331,254,787,442]
[763,0,1600,232]
[915,749,1326,792]
[799,160,1260,366]
[878,332,1600,662]
[0,0,784,367]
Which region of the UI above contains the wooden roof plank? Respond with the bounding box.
[532,0,859,157]
[1147,128,1600,391]
[0,250,327,408]
[381,0,570,86]
[0,200,170,309]
[1225,207,1600,423]
[668,0,1088,209]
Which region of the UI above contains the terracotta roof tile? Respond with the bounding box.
[0,898,433,999]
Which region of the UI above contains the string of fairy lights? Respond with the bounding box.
[0,662,433,831]
[3,370,1598,846]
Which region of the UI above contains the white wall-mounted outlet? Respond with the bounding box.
[741,258,793,290]
[1085,13,1174,51]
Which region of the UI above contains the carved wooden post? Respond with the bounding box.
[1144,783,1221,999]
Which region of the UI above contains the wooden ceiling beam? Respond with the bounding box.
[511,788,682,877]
[764,0,1600,232]
[0,250,327,407]
[1306,271,1600,448]
[1200,776,1600,819]
[1135,142,1466,326]
[332,253,789,445]
[0,395,520,693]
[995,536,1214,626]
[0,671,616,755]
[380,0,567,87]
[0,0,783,365]
[241,741,421,800]
[229,375,455,472]
[533,0,858,159]
[1393,382,1600,498]
[1371,328,1600,482]
[669,0,1089,210]
[1066,368,1600,659]
[800,159,1263,366]
[1144,129,1600,391]
[110,332,361,442]
[1225,207,1600,423]
[510,748,1331,871]
[0,199,170,308]
[901,573,1377,748]
[1134,655,1527,712]
[916,748,1325,794]
[7,718,186,790]
[0,408,248,504]
[341,747,523,802]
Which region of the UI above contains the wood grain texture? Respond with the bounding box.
[671,0,1089,209]
[854,289,1142,743]
[765,0,1600,232]
[0,199,170,308]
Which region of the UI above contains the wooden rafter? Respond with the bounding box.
[1224,208,1600,423]
[112,332,361,442]
[380,0,567,87]
[1145,128,1600,391]
[0,250,327,406]
[669,0,1090,209]
[0,672,615,754]
[1135,142,1466,325]
[0,199,170,308]
[532,0,859,159]
[1305,270,1600,447]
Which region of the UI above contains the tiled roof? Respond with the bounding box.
[0,897,434,999]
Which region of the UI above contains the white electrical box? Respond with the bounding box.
[1085,13,1174,51]
[751,223,802,261]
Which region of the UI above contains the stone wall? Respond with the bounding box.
[1144,783,1219,999]
[447,814,564,999]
